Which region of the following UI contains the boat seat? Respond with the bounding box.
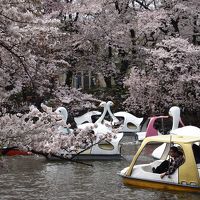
[132,162,179,183]
[142,162,200,178]
[141,160,164,172]
[141,165,152,172]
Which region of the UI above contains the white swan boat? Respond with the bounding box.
[74,111,101,126]
[54,104,123,160]
[114,111,143,133]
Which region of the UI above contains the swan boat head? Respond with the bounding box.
[55,107,68,121]
[55,107,72,134]
[169,106,181,131]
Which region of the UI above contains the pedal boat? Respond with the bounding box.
[0,146,32,156]
[119,135,200,193]
[46,132,124,161]
[67,132,124,161]
[136,116,169,141]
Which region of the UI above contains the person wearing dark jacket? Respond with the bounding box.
[152,146,185,179]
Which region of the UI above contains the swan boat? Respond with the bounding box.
[119,135,200,193]
[136,106,185,142]
[114,112,143,134]
[74,111,101,126]
[52,105,124,160]
[64,133,123,161]
[47,134,124,161]
[135,116,169,141]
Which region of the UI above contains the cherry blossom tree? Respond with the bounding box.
[0,0,104,115]
[124,0,200,119]
[124,37,200,116]
[0,0,63,108]
[136,0,200,46]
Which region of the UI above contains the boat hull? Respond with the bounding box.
[121,176,200,193]
[0,147,32,156]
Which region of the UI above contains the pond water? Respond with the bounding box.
[0,136,199,200]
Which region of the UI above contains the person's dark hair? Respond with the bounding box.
[170,146,183,156]
[170,146,179,153]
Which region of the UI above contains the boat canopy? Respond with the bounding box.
[142,135,200,145]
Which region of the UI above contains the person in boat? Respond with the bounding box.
[152,146,185,179]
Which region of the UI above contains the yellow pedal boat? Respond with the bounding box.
[119,134,200,193]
